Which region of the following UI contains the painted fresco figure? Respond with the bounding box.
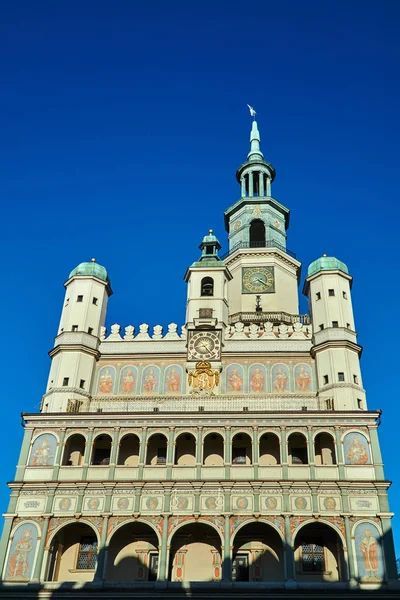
[143,368,157,392]
[360,529,380,581]
[295,366,311,391]
[346,436,369,465]
[99,368,113,393]
[250,367,264,393]
[7,529,34,580]
[31,438,53,466]
[121,368,135,393]
[228,367,243,392]
[273,367,288,392]
[167,368,181,392]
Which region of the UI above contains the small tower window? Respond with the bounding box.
[316,292,321,300]
[343,291,348,299]
[249,219,266,247]
[80,379,85,389]
[319,324,324,331]
[77,295,83,302]
[332,321,339,328]
[353,374,358,384]
[357,399,363,409]
[63,377,69,386]
[201,277,214,297]
[338,372,345,382]
[92,297,98,305]
[328,289,335,296]
[72,325,78,332]
[88,327,93,335]
[323,375,329,385]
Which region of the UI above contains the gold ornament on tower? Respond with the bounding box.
[188,361,220,395]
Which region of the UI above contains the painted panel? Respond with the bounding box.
[232,495,253,511]
[249,364,266,394]
[165,365,183,394]
[58,466,83,481]
[354,522,384,582]
[318,496,341,512]
[119,365,138,394]
[17,497,46,514]
[200,494,224,511]
[226,364,244,393]
[141,366,160,394]
[111,496,134,512]
[83,496,104,512]
[343,432,371,465]
[344,466,375,480]
[4,523,38,581]
[171,494,194,511]
[260,495,282,511]
[290,496,312,511]
[97,366,116,394]
[141,495,163,512]
[294,363,312,393]
[28,434,57,467]
[271,364,289,393]
[349,497,379,512]
[53,496,77,513]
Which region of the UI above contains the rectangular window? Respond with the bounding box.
[353,374,358,384]
[319,324,324,331]
[346,322,351,329]
[316,292,321,300]
[328,289,335,297]
[148,553,159,581]
[323,375,329,385]
[62,377,69,386]
[153,407,159,413]
[88,327,93,335]
[343,291,347,299]
[301,541,325,572]
[72,325,78,332]
[332,321,339,328]
[76,536,98,570]
[357,399,363,409]
[77,295,83,302]
[92,297,98,305]
[338,372,345,382]
[80,379,85,389]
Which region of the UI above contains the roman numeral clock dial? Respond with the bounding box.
[242,266,275,294]
[188,331,221,361]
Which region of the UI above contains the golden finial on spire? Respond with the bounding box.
[209,229,213,234]
[91,258,96,263]
[322,254,327,257]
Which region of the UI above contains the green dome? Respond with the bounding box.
[201,230,219,244]
[69,260,109,282]
[308,255,349,277]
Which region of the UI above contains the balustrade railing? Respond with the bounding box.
[221,240,296,260]
[228,311,311,325]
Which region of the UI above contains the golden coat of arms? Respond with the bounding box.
[188,361,219,395]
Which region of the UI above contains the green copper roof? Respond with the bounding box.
[308,255,349,277]
[69,260,109,282]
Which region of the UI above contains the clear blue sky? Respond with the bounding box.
[1,0,399,555]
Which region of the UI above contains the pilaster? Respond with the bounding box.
[52,427,66,479]
[15,428,33,480]
[32,516,50,582]
[0,517,14,579]
[369,425,384,479]
[223,514,232,581]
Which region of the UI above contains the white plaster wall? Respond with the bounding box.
[58,277,109,336]
[308,272,354,332]
[186,266,229,327]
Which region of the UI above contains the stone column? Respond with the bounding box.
[241,176,246,198]
[224,427,231,480]
[259,171,264,196]
[334,426,345,479]
[138,426,148,479]
[52,428,66,479]
[281,427,288,478]
[369,426,384,480]
[248,171,253,197]
[284,515,296,585]
[82,427,94,478]
[0,517,14,579]
[32,516,50,582]
[166,427,175,479]
[252,426,259,479]
[344,515,357,584]
[196,426,203,478]
[109,427,120,479]
[15,428,34,480]
[307,426,315,479]
[266,176,271,196]
[94,515,109,582]
[158,515,169,581]
[380,517,399,582]
[222,514,232,581]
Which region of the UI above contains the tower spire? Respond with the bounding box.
[248,119,264,162]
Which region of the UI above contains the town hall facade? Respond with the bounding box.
[0,117,398,596]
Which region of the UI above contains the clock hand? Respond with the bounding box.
[255,278,266,285]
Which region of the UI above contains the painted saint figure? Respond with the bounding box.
[295,366,311,391]
[273,367,288,392]
[99,369,113,394]
[228,367,243,392]
[143,368,157,392]
[31,439,53,466]
[121,368,135,393]
[167,368,181,392]
[250,367,264,393]
[360,529,380,581]
[7,529,34,580]
[346,436,369,465]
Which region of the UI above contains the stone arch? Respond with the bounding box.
[259,431,281,465]
[168,521,223,582]
[200,276,214,297]
[105,520,160,583]
[106,517,161,546]
[287,431,308,465]
[314,431,336,465]
[62,433,86,466]
[146,432,168,465]
[231,520,284,582]
[45,520,100,583]
[117,433,140,466]
[231,518,285,544]
[249,219,266,246]
[203,431,224,466]
[232,431,252,465]
[174,432,196,466]
[167,518,224,546]
[91,432,113,465]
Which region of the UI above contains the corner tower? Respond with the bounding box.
[224,115,302,321]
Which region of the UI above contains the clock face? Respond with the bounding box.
[188,330,221,361]
[242,266,275,294]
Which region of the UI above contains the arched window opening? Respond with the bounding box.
[169,523,222,582]
[106,522,159,583]
[146,434,168,465]
[232,433,252,465]
[174,433,196,466]
[203,433,224,466]
[91,434,112,465]
[201,277,214,297]
[46,523,98,582]
[314,433,336,466]
[117,434,140,466]
[232,522,284,582]
[253,171,260,197]
[62,434,85,466]
[288,433,308,465]
[249,219,266,247]
[294,523,346,583]
[259,433,280,465]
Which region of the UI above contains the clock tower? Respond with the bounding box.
[224,119,302,323]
